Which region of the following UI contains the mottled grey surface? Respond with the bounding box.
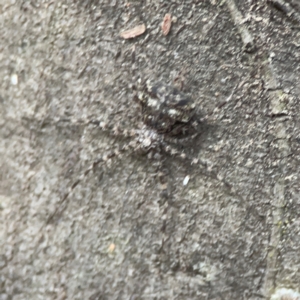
[1,1,300,299]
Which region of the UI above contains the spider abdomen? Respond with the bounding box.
[136,81,196,133]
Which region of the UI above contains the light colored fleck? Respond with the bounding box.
[183,175,190,186]
[147,97,159,108]
[108,243,116,253]
[171,15,178,23]
[11,74,18,85]
[168,108,179,117]
[120,24,146,39]
[270,288,300,300]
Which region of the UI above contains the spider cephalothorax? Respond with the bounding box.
[134,80,196,135]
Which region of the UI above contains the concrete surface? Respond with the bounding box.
[1,1,300,299]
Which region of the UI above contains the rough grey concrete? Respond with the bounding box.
[1,1,300,299]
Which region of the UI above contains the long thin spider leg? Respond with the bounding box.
[45,146,127,226]
[43,116,142,227]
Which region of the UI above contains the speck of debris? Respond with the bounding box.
[120,24,146,39]
[162,13,172,36]
[11,74,18,85]
[183,175,190,186]
[108,243,116,253]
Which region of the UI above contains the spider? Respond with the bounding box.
[44,80,213,225]
[84,79,201,162]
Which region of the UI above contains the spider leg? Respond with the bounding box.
[44,117,155,227]
[45,123,151,226]
[160,139,241,199]
[163,132,199,146]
